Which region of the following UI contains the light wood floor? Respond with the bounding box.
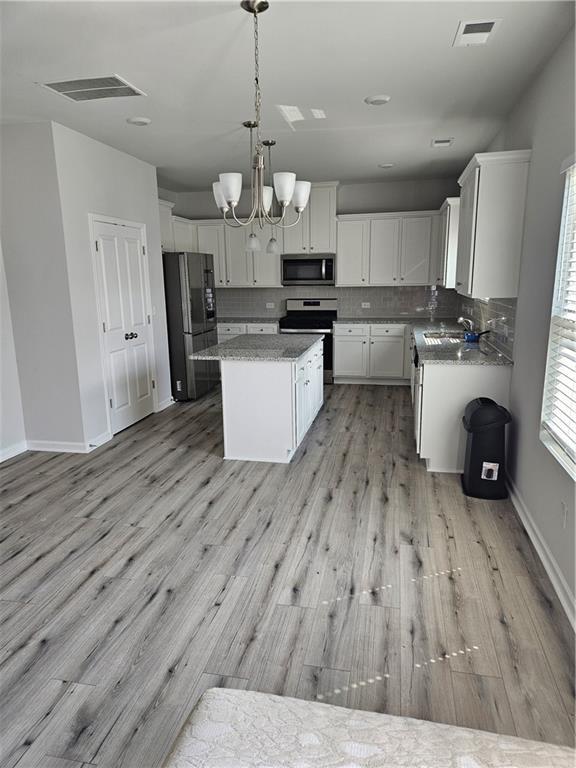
[1,385,574,768]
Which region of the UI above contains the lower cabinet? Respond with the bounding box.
[295,342,324,446]
[334,324,408,382]
[217,322,278,344]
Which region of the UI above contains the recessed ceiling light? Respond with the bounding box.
[378,163,395,169]
[364,94,391,106]
[431,137,454,148]
[126,116,151,126]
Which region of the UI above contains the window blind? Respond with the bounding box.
[541,164,576,479]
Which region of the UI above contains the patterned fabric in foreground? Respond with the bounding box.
[166,688,575,767]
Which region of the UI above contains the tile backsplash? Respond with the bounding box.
[217,286,460,320]
[459,296,516,360]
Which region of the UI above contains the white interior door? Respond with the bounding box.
[94,220,155,434]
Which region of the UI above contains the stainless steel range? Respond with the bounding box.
[279,299,337,383]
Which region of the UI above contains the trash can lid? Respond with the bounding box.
[462,397,511,432]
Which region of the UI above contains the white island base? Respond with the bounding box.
[191,334,324,464]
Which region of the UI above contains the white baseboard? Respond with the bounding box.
[86,431,112,451]
[0,440,28,463]
[508,479,575,630]
[156,397,175,412]
[333,378,410,386]
[26,439,91,454]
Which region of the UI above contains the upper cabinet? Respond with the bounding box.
[337,212,437,287]
[197,222,226,286]
[159,200,175,252]
[172,216,199,253]
[283,182,337,254]
[456,150,531,299]
[432,197,460,288]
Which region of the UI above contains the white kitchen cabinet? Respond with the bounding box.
[224,226,252,287]
[295,341,324,445]
[368,336,404,378]
[197,223,226,286]
[456,150,531,298]
[336,220,369,286]
[283,182,337,254]
[159,200,175,252]
[334,335,369,377]
[400,217,431,284]
[416,362,512,473]
[433,198,460,288]
[246,323,277,334]
[252,225,282,286]
[172,216,198,253]
[337,212,437,287]
[369,218,401,285]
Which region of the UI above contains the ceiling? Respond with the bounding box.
[1,1,573,191]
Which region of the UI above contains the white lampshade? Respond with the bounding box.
[212,182,229,212]
[266,236,280,255]
[262,185,273,213]
[219,172,242,205]
[273,172,296,205]
[246,232,261,252]
[293,180,311,211]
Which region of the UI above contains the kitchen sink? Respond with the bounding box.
[423,332,465,345]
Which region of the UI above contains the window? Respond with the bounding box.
[540,163,576,480]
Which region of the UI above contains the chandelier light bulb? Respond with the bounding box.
[219,173,242,206]
[212,182,229,212]
[293,180,311,212]
[246,232,261,252]
[266,236,280,255]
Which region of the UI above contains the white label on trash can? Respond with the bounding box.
[481,462,499,480]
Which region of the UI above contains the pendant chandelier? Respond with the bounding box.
[212,0,311,255]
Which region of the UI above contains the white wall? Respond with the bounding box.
[0,243,26,460]
[161,177,459,219]
[491,31,575,614]
[52,123,171,442]
[1,123,85,446]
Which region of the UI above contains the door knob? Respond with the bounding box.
[133,332,138,339]
[124,333,130,340]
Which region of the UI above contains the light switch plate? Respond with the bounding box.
[266,302,275,309]
[361,302,371,309]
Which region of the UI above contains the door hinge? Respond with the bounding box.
[102,322,106,333]
[142,245,146,255]
[95,241,99,252]
[152,379,156,389]
[109,398,113,408]
[147,314,151,325]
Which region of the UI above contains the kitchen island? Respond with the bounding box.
[190,334,324,463]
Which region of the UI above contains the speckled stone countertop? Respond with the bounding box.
[217,317,279,326]
[190,333,323,362]
[412,320,512,366]
[334,316,443,324]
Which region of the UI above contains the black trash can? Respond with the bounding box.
[461,398,511,500]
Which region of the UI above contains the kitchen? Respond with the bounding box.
[1,1,574,766]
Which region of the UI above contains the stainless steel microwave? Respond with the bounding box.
[281,254,336,286]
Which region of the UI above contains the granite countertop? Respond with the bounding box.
[335,316,444,324]
[412,320,512,366]
[217,317,279,325]
[190,333,324,362]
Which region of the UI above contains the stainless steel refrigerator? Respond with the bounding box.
[162,252,219,400]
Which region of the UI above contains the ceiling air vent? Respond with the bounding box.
[453,19,501,47]
[431,138,454,148]
[41,75,146,102]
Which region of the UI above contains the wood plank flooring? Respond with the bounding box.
[1,385,574,767]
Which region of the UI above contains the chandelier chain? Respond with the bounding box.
[254,12,262,149]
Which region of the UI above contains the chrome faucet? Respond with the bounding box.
[457,316,474,332]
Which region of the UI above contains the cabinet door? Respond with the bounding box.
[336,220,369,286]
[159,204,175,252]
[400,216,432,284]
[309,185,336,252]
[252,224,281,286]
[198,224,226,287]
[295,373,308,445]
[455,169,479,296]
[369,337,404,378]
[369,218,400,285]
[223,226,252,287]
[173,218,198,252]
[283,207,309,253]
[334,337,368,377]
[433,207,448,286]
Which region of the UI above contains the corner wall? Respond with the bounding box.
[491,31,575,618]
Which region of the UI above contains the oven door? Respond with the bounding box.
[281,255,335,285]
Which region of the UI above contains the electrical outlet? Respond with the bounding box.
[361,302,371,309]
[561,501,568,529]
[266,302,275,309]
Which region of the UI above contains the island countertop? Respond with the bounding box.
[190,333,324,362]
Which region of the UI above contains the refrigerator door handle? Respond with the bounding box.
[179,255,192,334]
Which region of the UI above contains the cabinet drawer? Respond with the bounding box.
[334,324,369,336]
[370,324,405,337]
[246,323,277,334]
[217,323,246,335]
